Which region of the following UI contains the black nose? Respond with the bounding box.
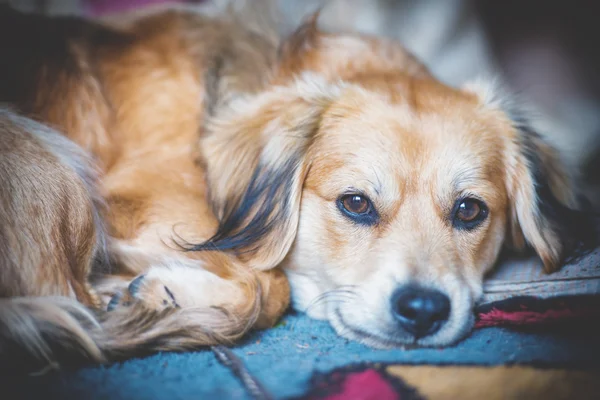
[391,285,450,337]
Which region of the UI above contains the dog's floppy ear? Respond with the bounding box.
[465,81,599,272]
[188,77,340,270]
[507,119,600,272]
[506,123,585,272]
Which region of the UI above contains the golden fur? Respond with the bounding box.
[0,4,596,371]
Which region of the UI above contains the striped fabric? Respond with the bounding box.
[482,249,600,304]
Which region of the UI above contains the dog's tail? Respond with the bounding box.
[0,290,260,374]
[0,297,105,372]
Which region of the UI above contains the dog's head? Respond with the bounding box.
[194,20,598,347]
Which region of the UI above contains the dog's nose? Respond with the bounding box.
[391,285,450,337]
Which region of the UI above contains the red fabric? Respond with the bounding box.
[475,307,587,327]
[474,296,600,328]
[323,370,399,400]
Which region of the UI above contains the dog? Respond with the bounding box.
[0,3,596,372]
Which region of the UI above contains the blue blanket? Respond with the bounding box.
[4,311,600,400]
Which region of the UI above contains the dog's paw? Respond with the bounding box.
[106,263,243,312]
[107,273,180,312]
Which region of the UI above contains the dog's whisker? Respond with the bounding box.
[304,294,353,313]
[303,286,359,314]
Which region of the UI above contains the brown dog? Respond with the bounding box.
[0,4,596,371]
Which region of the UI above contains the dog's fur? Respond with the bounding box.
[0,4,597,372]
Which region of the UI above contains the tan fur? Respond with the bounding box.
[0,4,588,369]
[201,19,587,348]
[0,110,103,305]
[0,6,289,371]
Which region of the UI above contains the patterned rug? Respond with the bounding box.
[200,294,600,400]
[294,363,600,400]
[5,292,599,400]
[225,295,600,400]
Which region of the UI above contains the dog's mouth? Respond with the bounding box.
[332,307,420,348]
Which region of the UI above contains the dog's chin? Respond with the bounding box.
[329,308,413,349]
[416,313,476,348]
[329,307,475,349]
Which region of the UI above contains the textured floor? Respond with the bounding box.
[4,311,600,400]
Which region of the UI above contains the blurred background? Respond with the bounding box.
[3,0,599,206]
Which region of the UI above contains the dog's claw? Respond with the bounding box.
[128,274,146,297]
[107,292,122,311]
[163,285,180,308]
[107,276,179,312]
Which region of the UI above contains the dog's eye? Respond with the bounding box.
[342,195,370,214]
[457,200,481,221]
[338,194,379,225]
[453,198,488,230]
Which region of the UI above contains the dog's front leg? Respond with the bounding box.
[99,252,290,334]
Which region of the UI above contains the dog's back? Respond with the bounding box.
[0,4,284,372]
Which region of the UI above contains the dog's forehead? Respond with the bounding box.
[316,84,502,167]
[308,81,507,205]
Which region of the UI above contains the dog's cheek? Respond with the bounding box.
[296,194,350,270]
[290,191,372,284]
[445,215,503,304]
[468,216,508,296]
[281,194,337,316]
[285,193,330,274]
